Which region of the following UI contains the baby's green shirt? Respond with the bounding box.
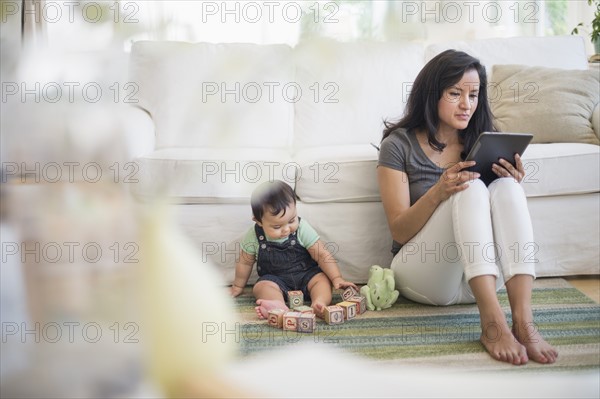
[240,218,320,256]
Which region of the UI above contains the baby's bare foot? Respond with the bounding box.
[255,299,288,319]
[513,324,558,364]
[480,322,528,365]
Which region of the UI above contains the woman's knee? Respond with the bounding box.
[468,178,489,195]
[489,177,527,206]
[489,177,525,198]
[453,178,489,203]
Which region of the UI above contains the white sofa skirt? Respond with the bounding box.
[172,193,599,285]
[528,193,600,277]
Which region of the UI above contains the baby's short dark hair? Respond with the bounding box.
[251,180,296,222]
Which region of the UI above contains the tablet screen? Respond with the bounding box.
[465,132,533,185]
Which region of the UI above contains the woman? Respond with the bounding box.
[377,50,557,365]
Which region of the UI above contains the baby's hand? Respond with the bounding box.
[333,278,358,291]
[230,285,244,297]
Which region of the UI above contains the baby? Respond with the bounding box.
[230,180,357,318]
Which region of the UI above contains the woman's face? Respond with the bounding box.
[437,69,480,135]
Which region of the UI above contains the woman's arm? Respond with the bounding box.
[378,161,479,245]
[378,166,439,244]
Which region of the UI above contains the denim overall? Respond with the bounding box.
[255,219,322,301]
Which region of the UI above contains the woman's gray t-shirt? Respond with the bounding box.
[377,128,444,254]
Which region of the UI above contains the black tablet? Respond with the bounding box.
[465,132,533,186]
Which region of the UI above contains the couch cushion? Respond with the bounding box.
[294,145,379,203]
[133,148,293,203]
[129,41,294,149]
[294,143,599,203]
[425,36,589,76]
[521,143,600,197]
[293,39,424,149]
[491,65,599,145]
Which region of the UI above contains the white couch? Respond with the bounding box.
[127,35,600,284]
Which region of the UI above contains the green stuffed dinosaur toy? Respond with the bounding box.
[359,265,399,311]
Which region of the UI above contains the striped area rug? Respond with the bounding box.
[234,278,600,372]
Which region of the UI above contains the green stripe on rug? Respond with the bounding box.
[234,278,600,371]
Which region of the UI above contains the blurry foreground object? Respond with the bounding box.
[0,41,249,397]
[139,202,250,398]
[1,181,145,398]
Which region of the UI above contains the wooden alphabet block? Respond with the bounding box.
[324,305,344,325]
[348,296,367,315]
[287,290,304,308]
[341,286,360,301]
[267,309,285,328]
[336,301,357,320]
[283,311,302,331]
[297,313,316,333]
[293,305,314,313]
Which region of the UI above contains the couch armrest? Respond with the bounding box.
[592,103,600,141]
[119,106,155,159]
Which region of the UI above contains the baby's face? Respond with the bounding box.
[257,203,299,240]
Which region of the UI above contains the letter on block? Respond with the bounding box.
[283,311,302,331]
[298,313,316,333]
[324,305,344,325]
[336,301,357,320]
[348,296,367,315]
[341,286,360,301]
[268,309,285,328]
[293,305,314,313]
[287,290,304,308]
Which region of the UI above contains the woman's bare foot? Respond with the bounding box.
[480,321,528,365]
[311,301,327,318]
[255,299,288,319]
[513,324,558,364]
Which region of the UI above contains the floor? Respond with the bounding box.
[565,275,600,303]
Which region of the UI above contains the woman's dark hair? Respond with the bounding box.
[251,180,296,222]
[382,49,495,158]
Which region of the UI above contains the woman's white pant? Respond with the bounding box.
[391,178,536,306]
